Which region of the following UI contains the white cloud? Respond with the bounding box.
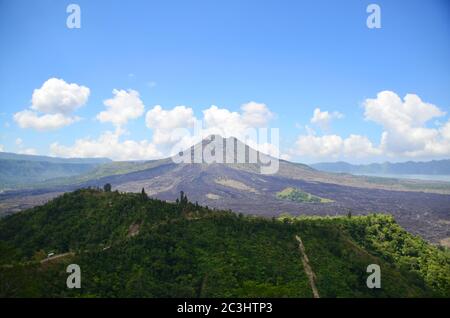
[14,78,88,131]
[146,105,196,132]
[0,144,4,152]
[51,101,278,160]
[15,138,23,146]
[241,102,274,127]
[292,133,380,159]
[53,88,151,160]
[202,102,274,137]
[364,91,449,157]
[97,89,145,127]
[294,134,343,159]
[202,105,248,136]
[31,78,89,114]
[364,91,444,128]
[144,102,274,149]
[50,128,162,161]
[310,108,343,130]
[343,134,381,157]
[145,105,197,146]
[14,110,79,131]
[291,91,450,161]
[441,121,450,140]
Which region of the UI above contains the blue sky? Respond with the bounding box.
[0,0,449,163]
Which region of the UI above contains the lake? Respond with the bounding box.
[352,173,450,182]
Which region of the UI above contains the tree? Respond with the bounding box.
[179,191,188,206]
[103,183,112,192]
[141,188,148,199]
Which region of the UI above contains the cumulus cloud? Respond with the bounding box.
[0,144,4,152]
[52,89,152,160]
[291,91,450,161]
[144,101,275,149]
[97,89,145,127]
[146,105,196,131]
[202,102,274,137]
[14,78,89,131]
[202,105,248,136]
[14,110,79,131]
[310,108,343,130]
[291,108,377,160]
[31,78,89,114]
[292,133,380,159]
[51,100,280,160]
[364,91,449,157]
[145,105,196,145]
[241,102,274,127]
[50,128,162,161]
[364,91,444,128]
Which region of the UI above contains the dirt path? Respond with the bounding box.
[295,235,320,298]
[40,252,74,264]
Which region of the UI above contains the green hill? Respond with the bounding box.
[0,188,448,298]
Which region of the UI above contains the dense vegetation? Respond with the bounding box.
[0,188,448,298]
[276,187,333,203]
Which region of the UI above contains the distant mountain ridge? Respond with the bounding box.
[311,159,450,175]
[0,151,111,164]
[0,152,111,190]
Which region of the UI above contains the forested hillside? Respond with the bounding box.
[0,188,448,297]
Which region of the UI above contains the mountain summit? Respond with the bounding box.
[171,134,278,174]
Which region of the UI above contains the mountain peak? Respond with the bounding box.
[173,134,278,174]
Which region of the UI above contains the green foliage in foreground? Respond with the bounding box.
[0,189,448,298]
[276,187,333,203]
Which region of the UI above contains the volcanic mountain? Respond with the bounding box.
[1,135,449,244]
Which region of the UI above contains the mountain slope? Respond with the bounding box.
[0,189,448,297]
